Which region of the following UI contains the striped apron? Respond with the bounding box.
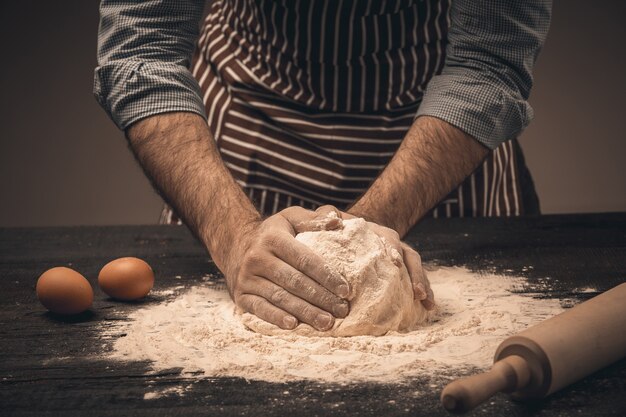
[160,0,540,224]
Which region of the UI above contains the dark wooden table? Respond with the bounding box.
[1,213,625,417]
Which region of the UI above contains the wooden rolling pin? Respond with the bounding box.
[441,282,626,413]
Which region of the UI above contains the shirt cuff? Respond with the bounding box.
[94,60,207,130]
[416,72,534,150]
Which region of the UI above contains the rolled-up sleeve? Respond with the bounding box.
[416,0,552,149]
[94,0,207,130]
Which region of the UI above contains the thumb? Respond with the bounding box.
[279,205,343,234]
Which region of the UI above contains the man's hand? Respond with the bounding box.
[226,206,351,331]
[343,116,487,310]
[126,114,351,331]
[366,224,435,310]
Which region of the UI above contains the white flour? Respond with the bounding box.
[103,267,565,383]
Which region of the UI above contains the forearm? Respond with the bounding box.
[126,112,260,274]
[127,113,355,329]
[348,116,488,237]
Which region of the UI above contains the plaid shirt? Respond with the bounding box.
[94,0,551,150]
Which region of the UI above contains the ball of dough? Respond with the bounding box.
[241,218,430,337]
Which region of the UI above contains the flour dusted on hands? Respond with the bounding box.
[241,218,431,336]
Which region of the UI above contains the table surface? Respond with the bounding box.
[1,213,625,417]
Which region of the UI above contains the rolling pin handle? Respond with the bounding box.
[441,355,531,413]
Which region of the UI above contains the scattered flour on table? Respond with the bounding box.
[573,286,598,294]
[244,218,430,337]
[102,267,564,383]
[143,384,192,400]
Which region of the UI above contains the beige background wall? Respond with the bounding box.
[519,2,626,214]
[1,1,624,227]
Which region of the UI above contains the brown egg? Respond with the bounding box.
[98,257,154,301]
[36,267,94,315]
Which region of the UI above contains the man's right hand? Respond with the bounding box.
[126,114,349,332]
[225,206,351,331]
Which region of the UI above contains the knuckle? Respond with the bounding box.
[269,288,290,306]
[315,204,335,213]
[244,248,262,264]
[231,284,245,299]
[236,294,251,311]
[384,227,400,241]
[299,304,317,322]
[295,254,313,271]
[298,283,321,304]
[281,206,301,216]
[257,230,272,244]
[286,271,303,287]
[317,292,336,310]
[322,263,340,282]
[406,247,421,263]
[260,232,282,250]
[280,206,310,223]
[274,267,301,289]
[248,296,265,314]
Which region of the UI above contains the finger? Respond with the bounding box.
[418,260,436,310]
[279,205,342,233]
[422,282,436,311]
[245,277,336,331]
[340,211,357,220]
[402,244,423,299]
[309,205,343,231]
[369,223,403,266]
[270,232,351,299]
[237,293,298,330]
[403,244,435,309]
[268,258,349,318]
